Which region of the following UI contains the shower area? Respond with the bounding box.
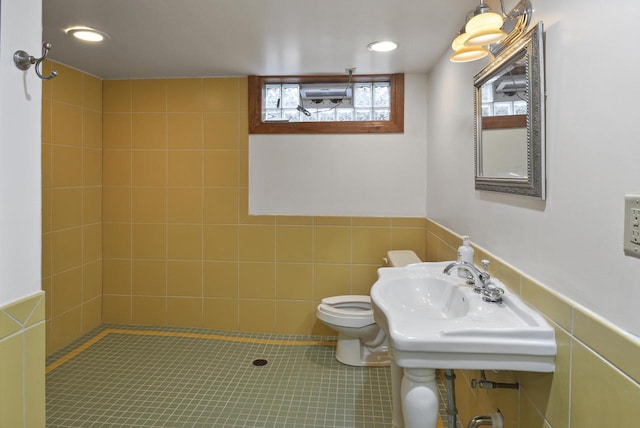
[42,60,430,426]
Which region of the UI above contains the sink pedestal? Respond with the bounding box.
[390,361,404,427]
[401,368,439,428]
[390,360,439,428]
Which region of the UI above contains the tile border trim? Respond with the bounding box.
[46,327,336,373]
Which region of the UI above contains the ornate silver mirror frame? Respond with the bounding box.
[474,21,545,199]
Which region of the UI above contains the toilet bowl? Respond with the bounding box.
[316,250,422,366]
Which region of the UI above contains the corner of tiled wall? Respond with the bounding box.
[424,217,640,427]
[42,61,103,354]
[0,292,46,427]
[100,76,428,337]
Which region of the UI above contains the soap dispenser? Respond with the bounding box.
[457,236,474,277]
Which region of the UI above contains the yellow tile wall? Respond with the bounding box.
[425,218,640,427]
[101,77,427,335]
[0,292,46,427]
[42,62,103,354]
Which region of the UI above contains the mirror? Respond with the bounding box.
[474,22,545,199]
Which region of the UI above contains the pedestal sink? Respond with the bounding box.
[370,262,556,428]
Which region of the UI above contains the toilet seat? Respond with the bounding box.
[315,250,420,367]
[317,295,374,328]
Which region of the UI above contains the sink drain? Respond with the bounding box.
[252,358,268,367]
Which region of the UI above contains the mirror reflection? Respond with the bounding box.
[479,51,528,178]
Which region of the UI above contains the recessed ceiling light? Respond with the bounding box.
[367,41,398,52]
[65,27,109,42]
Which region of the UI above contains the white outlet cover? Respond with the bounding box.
[624,194,640,258]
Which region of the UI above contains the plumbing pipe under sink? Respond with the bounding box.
[466,411,503,428]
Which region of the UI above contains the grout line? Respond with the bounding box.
[128,81,134,324]
[164,80,169,327]
[567,331,573,428]
[237,81,242,330]
[22,331,27,425]
[80,74,86,334]
[201,78,205,327]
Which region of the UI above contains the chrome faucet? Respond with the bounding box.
[443,260,503,303]
[443,260,490,290]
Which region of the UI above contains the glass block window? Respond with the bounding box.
[480,80,528,118]
[263,81,391,123]
[249,74,404,134]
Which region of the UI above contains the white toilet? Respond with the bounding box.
[316,250,422,366]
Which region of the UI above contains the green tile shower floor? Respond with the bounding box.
[46,325,391,427]
[46,325,454,427]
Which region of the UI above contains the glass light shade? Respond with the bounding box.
[465,28,507,46]
[451,32,470,51]
[450,46,489,63]
[465,11,504,34]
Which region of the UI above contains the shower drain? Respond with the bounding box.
[252,358,268,367]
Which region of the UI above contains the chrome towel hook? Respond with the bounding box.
[13,42,58,80]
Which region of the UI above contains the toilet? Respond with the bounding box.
[316,250,422,366]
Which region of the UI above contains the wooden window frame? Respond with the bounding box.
[482,114,527,130]
[248,74,404,134]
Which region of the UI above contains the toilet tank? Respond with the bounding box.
[386,250,421,267]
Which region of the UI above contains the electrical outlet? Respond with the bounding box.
[624,194,640,258]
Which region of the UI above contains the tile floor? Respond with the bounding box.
[46,325,456,427]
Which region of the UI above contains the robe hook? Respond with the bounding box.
[13,42,58,80]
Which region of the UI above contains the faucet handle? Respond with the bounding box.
[482,286,504,304]
[478,259,491,288]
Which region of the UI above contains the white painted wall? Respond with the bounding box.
[0,0,42,306]
[249,74,427,218]
[427,0,640,337]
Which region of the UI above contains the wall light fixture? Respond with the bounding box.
[450,0,532,63]
[450,32,489,63]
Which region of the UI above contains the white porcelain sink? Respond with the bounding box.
[371,261,556,372]
[371,261,556,428]
[376,275,470,320]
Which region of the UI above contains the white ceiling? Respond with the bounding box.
[43,0,475,79]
